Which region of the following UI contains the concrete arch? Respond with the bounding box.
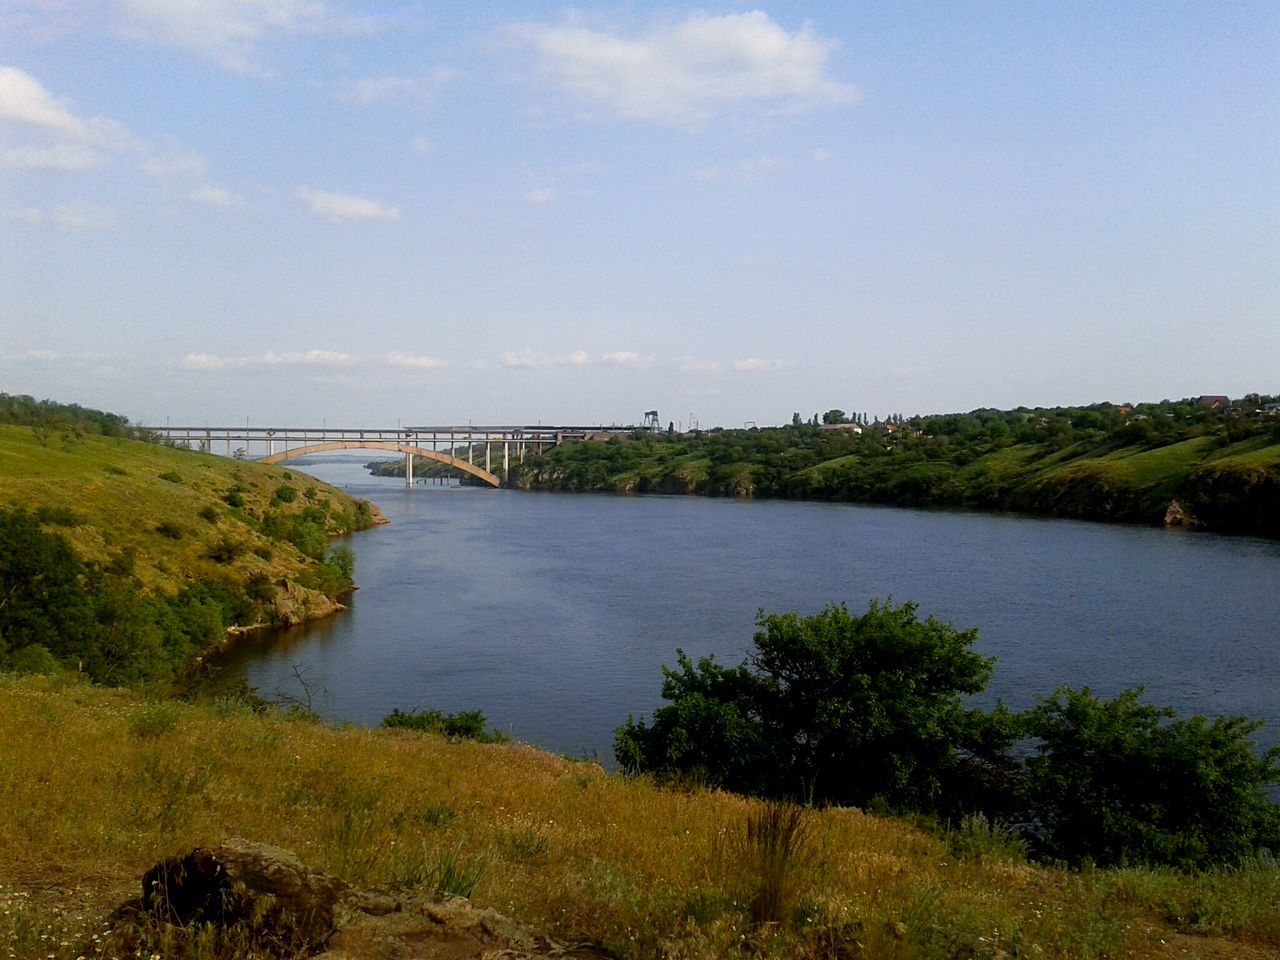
[259,441,501,487]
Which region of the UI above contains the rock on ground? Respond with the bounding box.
[109,838,613,960]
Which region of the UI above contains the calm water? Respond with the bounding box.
[217,459,1280,762]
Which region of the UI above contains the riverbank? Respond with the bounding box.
[507,401,1280,538]
[3,672,1277,960]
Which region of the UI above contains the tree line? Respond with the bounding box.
[514,395,1280,536]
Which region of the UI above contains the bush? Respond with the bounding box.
[34,505,83,526]
[206,536,246,564]
[154,521,184,540]
[615,599,1009,810]
[1020,686,1280,868]
[306,546,355,598]
[382,707,508,744]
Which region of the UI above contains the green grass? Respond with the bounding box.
[1211,439,1280,468]
[1091,437,1213,484]
[958,444,1044,480]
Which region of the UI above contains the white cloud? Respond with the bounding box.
[674,357,725,375]
[178,353,229,371]
[19,349,60,361]
[524,187,555,205]
[499,349,591,368]
[257,349,356,366]
[0,67,133,184]
[812,147,833,165]
[333,68,456,105]
[188,185,244,208]
[733,358,783,372]
[385,352,448,370]
[693,155,784,185]
[410,135,431,155]
[601,351,651,368]
[116,0,334,73]
[144,151,207,179]
[0,65,89,136]
[1,142,107,171]
[180,349,357,370]
[515,11,857,125]
[296,187,400,223]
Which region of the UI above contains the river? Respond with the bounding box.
[215,459,1280,762]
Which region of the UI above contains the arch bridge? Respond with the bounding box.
[139,424,643,487]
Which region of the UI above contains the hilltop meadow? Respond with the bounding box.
[1,395,1278,959]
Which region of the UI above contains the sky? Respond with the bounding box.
[1,2,1277,429]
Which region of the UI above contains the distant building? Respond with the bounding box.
[819,422,863,434]
[1197,395,1231,408]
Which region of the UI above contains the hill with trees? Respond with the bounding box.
[0,395,381,683]
[513,395,1280,537]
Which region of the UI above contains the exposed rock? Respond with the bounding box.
[1163,499,1204,530]
[108,839,613,960]
[272,578,346,626]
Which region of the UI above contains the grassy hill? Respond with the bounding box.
[1,674,1277,960]
[0,425,379,595]
[0,423,381,680]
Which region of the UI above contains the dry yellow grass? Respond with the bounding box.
[1,675,1276,960]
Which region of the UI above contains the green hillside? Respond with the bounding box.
[512,397,1280,537]
[0,416,381,682]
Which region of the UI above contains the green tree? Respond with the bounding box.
[822,409,847,425]
[615,600,1009,810]
[1020,686,1280,868]
[0,508,97,666]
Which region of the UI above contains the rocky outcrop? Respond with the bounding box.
[106,839,611,960]
[1163,499,1204,530]
[272,579,347,626]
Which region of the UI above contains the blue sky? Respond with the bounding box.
[2,2,1276,429]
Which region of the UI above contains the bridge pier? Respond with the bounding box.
[404,449,414,487]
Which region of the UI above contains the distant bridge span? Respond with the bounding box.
[260,441,502,486]
[140,423,647,487]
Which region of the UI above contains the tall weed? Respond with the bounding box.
[722,801,816,926]
[390,841,490,897]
